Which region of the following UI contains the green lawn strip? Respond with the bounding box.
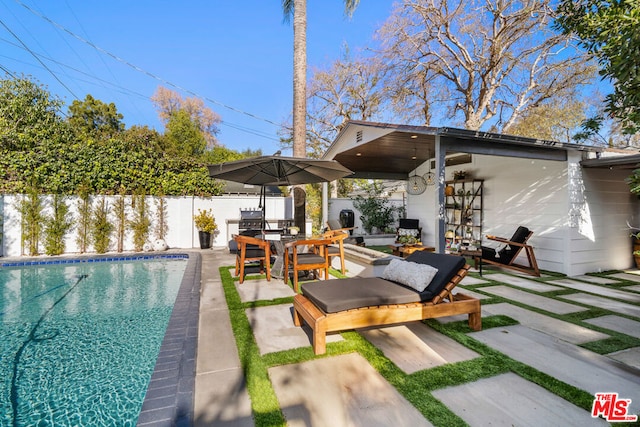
[219,266,286,426]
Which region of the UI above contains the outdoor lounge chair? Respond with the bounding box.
[481,226,540,276]
[292,251,481,355]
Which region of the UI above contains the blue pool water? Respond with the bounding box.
[0,256,188,426]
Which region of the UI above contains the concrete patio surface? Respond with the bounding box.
[193,248,640,426]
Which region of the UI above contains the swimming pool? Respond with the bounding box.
[0,254,193,426]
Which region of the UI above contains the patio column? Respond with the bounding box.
[322,181,329,230]
[435,135,446,252]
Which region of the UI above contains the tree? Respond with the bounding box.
[378,0,595,132]
[281,0,360,232]
[306,52,388,157]
[67,94,124,138]
[0,76,65,151]
[555,0,640,134]
[151,86,221,148]
[507,100,587,142]
[164,109,207,157]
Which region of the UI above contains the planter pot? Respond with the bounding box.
[198,231,212,249]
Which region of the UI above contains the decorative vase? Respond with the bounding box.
[445,185,455,196]
[198,231,212,249]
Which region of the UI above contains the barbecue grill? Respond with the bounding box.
[239,209,264,233]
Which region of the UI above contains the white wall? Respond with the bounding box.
[0,194,291,257]
[403,153,638,276]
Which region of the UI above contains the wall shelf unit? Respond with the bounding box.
[444,179,483,249]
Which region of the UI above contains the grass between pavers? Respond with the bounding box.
[460,270,640,355]
[218,265,620,427]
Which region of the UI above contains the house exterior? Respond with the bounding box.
[323,120,638,276]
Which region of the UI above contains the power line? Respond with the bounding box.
[0,17,79,99]
[15,0,285,130]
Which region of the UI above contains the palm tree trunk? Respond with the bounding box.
[293,0,307,233]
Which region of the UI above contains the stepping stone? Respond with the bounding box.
[572,275,620,285]
[359,322,479,374]
[483,303,608,344]
[269,353,434,427]
[584,315,640,339]
[483,273,562,292]
[626,284,640,293]
[453,288,490,300]
[609,347,640,370]
[235,277,295,303]
[470,325,640,414]
[478,285,586,314]
[432,373,608,426]
[245,304,342,355]
[548,279,640,303]
[460,276,489,286]
[560,293,640,318]
[610,272,640,283]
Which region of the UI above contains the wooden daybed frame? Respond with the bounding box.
[293,263,481,355]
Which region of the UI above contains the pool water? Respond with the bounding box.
[0,257,188,426]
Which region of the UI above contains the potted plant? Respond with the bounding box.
[288,226,300,235]
[194,209,217,249]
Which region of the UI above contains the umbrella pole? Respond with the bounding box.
[261,186,266,231]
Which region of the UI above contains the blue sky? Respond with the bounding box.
[0,0,395,154]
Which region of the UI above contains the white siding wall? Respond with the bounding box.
[403,153,638,276]
[0,194,290,257]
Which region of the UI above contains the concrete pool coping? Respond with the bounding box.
[137,251,202,427]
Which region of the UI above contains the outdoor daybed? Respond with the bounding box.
[293,251,481,355]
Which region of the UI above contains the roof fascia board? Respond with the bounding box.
[441,137,568,161]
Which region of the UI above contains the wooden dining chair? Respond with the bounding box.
[234,235,271,284]
[283,238,332,293]
[321,229,348,275]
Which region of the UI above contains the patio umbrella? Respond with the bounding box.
[207,155,353,229]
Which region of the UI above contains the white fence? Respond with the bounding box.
[0,194,291,257]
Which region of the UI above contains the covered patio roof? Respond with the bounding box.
[323,121,603,180]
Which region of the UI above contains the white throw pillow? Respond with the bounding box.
[382,259,439,292]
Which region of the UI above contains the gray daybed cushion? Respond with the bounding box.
[301,252,466,313]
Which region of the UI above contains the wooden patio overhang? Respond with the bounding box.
[322,120,604,251]
[323,121,602,180]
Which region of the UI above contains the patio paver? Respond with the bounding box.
[482,302,609,344]
[560,293,640,318]
[626,284,640,293]
[359,322,479,374]
[234,277,295,303]
[608,347,640,370]
[584,315,640,339]
[483,273,562,292]
[548,278,640,303]
[269,353,434,427]
[459,275,489,286]
[471,325,640,414]
[432,373,608,426]
[478,285,586,314]
[572,275,620,285]
[609,272,640,283]
[246,304,343,355]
